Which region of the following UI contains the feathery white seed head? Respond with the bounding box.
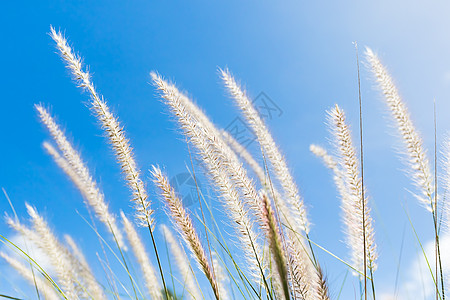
[151,166,220,299]
[50,27,153,228]
[6,215,42,243]
[310,143,350,210]
[327,105,377,275]
[220,68,309,235]
[440,137,450,234]
[310,144,337,170]
[315,266,331,300]
[37,105,126,249]
[366,47,434,212]
[43,142,84,189]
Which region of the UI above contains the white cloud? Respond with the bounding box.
[1,233,55,276]
[380,234,450,300]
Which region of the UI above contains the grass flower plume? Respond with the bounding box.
[36,104,125,249]
[151,166,220,300]
[327,105,377,276]
[366,47,434,211]
[49,26,153,228]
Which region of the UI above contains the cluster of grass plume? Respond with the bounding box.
[0,27,447,300]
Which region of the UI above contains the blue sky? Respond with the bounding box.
[2,1,450,299]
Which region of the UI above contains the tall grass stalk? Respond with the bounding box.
[49,27,169,299]
[151,166,220,300]
[259,192,290,299]
[121,212,162,300]
[161,224,202,300]
[367,47,444,298]
[327,105,377,291]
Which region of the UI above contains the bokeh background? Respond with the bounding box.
[2,1,450,299]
